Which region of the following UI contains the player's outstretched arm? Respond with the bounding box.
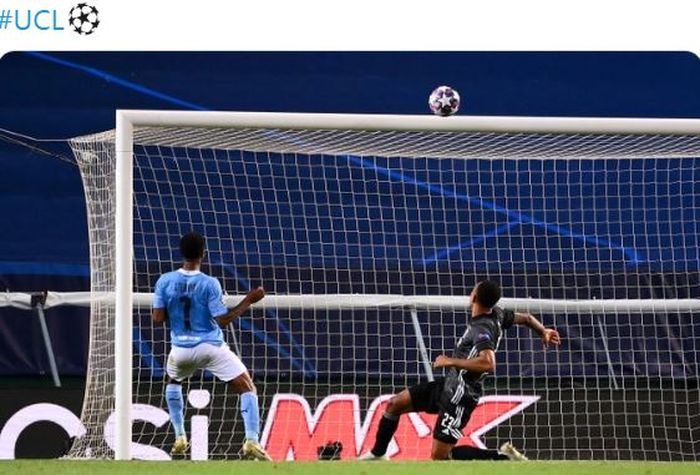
[514,312,561,348]
[215,286,265,328]
[433,349,496,373]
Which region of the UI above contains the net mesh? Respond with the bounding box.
[68,122,699,461]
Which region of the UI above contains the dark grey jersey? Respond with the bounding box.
[442,306,515,403]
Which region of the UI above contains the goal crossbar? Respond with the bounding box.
[115,110,700,135]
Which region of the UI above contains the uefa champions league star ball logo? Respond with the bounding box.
[69,3,99,35]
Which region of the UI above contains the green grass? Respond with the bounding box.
[3,461,700,475]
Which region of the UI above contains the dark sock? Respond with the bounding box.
[371,413,400,456]
[450,445,509,460]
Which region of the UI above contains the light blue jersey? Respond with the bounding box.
[153,269,229,348]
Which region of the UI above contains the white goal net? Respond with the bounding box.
[67,112,699,461]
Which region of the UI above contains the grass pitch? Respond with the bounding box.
[3,460,700,475]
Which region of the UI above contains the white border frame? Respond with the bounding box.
[113,109,700,460]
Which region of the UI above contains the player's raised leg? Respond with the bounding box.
[358,388,414,460]
[207,342,271,461]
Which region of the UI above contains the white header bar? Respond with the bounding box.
[0,1,699,55]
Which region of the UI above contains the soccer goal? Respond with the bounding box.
[67,111,700,461]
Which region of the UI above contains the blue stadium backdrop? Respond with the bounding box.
[2,52,700,377]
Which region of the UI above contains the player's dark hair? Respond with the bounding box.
[180,232,205,260]
[474,280,501,309]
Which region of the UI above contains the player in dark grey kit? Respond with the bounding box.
[359,280,561,461]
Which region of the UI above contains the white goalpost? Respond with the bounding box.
[66,110,700,461]
[114,109,134,461]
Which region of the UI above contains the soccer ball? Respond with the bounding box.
[428,85,461,117]
[69,3,100,35]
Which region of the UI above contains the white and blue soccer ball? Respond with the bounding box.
[428,85,460,116]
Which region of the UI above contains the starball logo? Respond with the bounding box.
[68,3,99,35]
[0,3,99,35]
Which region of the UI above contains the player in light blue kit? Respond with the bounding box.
[152,232,271,461]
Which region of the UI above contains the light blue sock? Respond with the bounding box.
[240,391,260,442]
[165,383,185,438]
